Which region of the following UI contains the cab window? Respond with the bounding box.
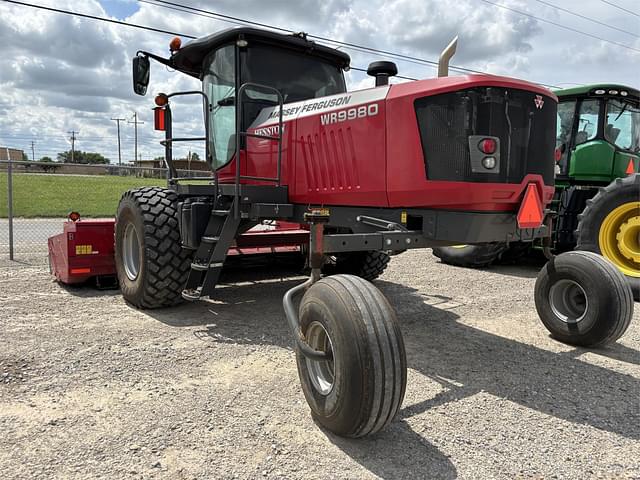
[606,99,640,153]
[575,99,600,146]
[203,45,236,169]
[556,100,576,173]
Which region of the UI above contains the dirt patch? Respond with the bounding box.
[1,252,638,479]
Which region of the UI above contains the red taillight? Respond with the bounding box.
[517,184,544,229]
[479,138,497,155]
[154,107,166,131]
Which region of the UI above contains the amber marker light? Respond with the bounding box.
[169,36,182,52]
[155,93,169,107]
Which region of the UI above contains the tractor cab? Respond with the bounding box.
[134,27,350,173]
[555,84,640,182]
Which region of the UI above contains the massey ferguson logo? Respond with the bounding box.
[534,95,544,109]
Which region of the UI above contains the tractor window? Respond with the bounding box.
[556,100,576,173]
[203,45,236,169]
[606,99,640,153]
[242,44,346,104]
[575,99,600,146]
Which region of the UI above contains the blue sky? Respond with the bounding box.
[99,0,139,19]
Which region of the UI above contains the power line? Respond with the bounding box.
[478,0,640,53]
[142,0,494,78]
[599,0,640,17]
[532,0,639,37]
[2,0,562,88]
[1,0,196,38]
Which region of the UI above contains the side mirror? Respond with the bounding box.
[132,55,150,96]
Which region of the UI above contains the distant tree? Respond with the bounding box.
[21,152,29,161]
[190,152,201,162]
[57,150,110,164]
[39,156,53,163]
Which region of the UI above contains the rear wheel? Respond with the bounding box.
[432,243,508,268]
[115,187,191,309]
[324,250,390,280]
[534,251,633,347]
[576,174,640,300]
[296,275,407,437]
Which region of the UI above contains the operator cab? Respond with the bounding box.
[134,27,350,170]
[556,85,640,177]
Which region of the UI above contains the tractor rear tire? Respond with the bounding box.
[576,174,640,301]
[432,243,509,268]
[115,187,191,309]
[534,251,634,347]
[296,274,407,437]
[325,250,390,280]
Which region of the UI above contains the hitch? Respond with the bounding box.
[282,210,331,360]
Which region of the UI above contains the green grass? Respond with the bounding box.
[0,173,167,218]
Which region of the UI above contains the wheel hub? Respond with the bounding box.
[549,279,588,323]
[305,322,335,395]
[598,201,640,278]
[616,216,640,263]
[122,222,141,281]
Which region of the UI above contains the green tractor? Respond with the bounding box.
[433,84,640,299]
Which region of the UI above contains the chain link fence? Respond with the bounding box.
[0,158,211,264]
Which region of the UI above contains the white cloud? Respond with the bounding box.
[0,0,638,163]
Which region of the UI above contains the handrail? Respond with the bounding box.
[234,82,285,218]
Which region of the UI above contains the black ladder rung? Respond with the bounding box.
[191,261,224,271]
[182,288,202,301]
[211,209,230,216]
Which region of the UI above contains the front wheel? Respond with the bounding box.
[296,275,407,437]
[115,187,191,309]
[534,251,634,347]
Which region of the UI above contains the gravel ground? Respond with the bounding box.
[1,251,638,479]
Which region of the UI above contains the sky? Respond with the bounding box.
[0,0,638,164]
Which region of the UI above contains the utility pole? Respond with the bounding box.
[68,130,77,163]
[30,141,35,161]
[128,112,144,167]
[110,117,126,166]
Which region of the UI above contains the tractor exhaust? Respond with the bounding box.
[438,36,458,77]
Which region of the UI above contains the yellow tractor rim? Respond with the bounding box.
[598,201,640,278]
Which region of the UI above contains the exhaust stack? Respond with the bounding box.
[438,36,458,77]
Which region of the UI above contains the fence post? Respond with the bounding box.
[6,148,13,260]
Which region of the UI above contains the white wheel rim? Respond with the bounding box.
[305,322,335,395]
[122,222,141,281]
[549,279,588,323]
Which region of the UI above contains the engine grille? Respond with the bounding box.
[414,87,556,185]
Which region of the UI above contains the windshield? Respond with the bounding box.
[606,99,640,153]
[203,45,236,169]
[242,44,346,103]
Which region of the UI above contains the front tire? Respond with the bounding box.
[115,187,191,309]
[296,275,407,437]
[534,251,634,347]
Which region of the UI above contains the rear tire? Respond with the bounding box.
[432,243,508,268]
[576,175,640,301]
[296,275,407,437]
[534,251,633,347]
[324,250,390,280]
[115,187,191,309]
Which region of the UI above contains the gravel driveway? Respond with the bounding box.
[1,251,638,479]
